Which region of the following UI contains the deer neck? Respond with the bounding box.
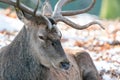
[6,26,50,79]
[10,26,30,51]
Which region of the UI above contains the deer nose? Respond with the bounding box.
[60,61,70,70]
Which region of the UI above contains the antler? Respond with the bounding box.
[61,0,96,16]
[0,0,104,30]
[0,0,53,29]
[52,0,104,30]
[0,0,41,17]
[41,0,53,16]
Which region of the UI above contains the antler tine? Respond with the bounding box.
[41,0,53,16]
[16,0,20,7]
[61,0,96,16]
[52,0,72,18]
[56,16,104,30]
[0,0,16,6]
[33,0,40,16]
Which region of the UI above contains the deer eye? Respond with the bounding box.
[39,36,45,40]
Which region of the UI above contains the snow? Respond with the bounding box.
[0,14,23,31]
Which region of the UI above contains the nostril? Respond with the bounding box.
[60,61,70,70]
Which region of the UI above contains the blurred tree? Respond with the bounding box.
[100,0,120,19]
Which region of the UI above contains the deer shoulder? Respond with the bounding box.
[64,48,101,80]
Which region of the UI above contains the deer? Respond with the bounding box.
[0,0,103,80]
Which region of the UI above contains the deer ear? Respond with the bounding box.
[15,8,32,22]
[15,8,25,21]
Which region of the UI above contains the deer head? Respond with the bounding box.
[0,0,103,70]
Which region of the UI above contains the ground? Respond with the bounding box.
[0,8,120,80]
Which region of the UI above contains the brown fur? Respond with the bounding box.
[74,52,101,80]
[46,48,101,80]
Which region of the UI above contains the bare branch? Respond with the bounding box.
[61,0,96,16]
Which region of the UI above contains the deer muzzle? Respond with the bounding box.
[51,40,70,70]
[59,60,70,70]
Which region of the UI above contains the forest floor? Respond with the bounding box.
[0,8,120,80]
